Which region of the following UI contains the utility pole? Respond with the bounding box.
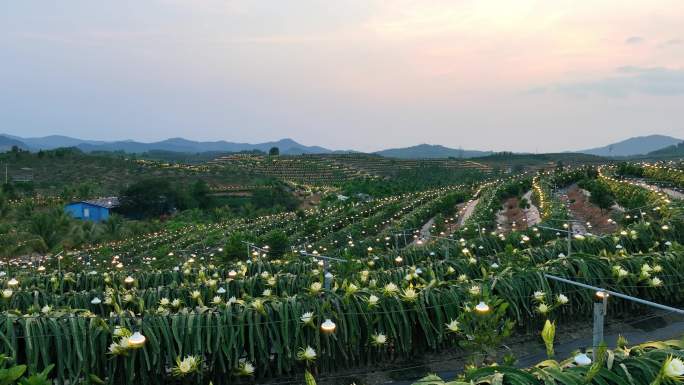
[323,259,332,290]
[536,221,581,257]
[567,221,572,257]
[53,251,64,276]
[593,291,607,360]
[299,251,346,291]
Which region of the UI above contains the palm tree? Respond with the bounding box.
[63,220,102,249]
[28,208,72,252]
[0,192,10,219]
[101,214,125,240]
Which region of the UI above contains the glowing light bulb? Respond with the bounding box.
[475,301,490,313]
[128,331,146,347]
[321,319,336,332]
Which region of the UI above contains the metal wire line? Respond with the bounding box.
[3,285,671,340]
[0,286,589,322]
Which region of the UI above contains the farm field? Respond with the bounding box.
[0,157,682,385]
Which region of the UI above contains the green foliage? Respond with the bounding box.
[261,230,289,257]
[414,339,684,385]
[0,355,53,385]
[304,371,316,385]
[495,179,532,202]
[616,162,645,178]
[220,232,251,262]
[577,179,615,212]
[190,180,212,209]
[456,296,515,364]
[28,208,71,251]
[119,178,219,218]
[251,182,298,212]
[341,168,485,197]
[18,365,53,385]
[118,179,179,218]
[541,320,556,358]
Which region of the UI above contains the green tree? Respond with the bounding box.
[269,147,280,156]
[190,180,212,209]
[0,192,10,219]
[119,179,178,218]
[252,183,298,212]
[555,160,564,172]
[69,220,102,246]
[262,230,289,257]
[579,179,615,213]
[102,214,125,239]
[16,201,35,221]
[76,183,94,199]
[219,232,251,262]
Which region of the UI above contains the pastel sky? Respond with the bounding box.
[1,1,683,152]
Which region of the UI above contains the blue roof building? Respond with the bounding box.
[65,197,119,222]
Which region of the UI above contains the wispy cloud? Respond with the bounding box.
[541,67,684,97]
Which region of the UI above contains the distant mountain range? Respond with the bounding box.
[577,135,682,157]
[2,135,337,155]
[1,133,682,159]
[374,144,491,159]
[0,135,32,152]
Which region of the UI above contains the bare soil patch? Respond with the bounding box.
[561,185,617,234]
[497,197,530,232]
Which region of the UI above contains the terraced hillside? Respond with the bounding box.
[211,153,492,185]
[0,148,257,196]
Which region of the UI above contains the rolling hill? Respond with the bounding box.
[646,141,684,157]
[374,144,492,159]
[4,134,107,149]
[0,136,29,151]
[578,135,682,157]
